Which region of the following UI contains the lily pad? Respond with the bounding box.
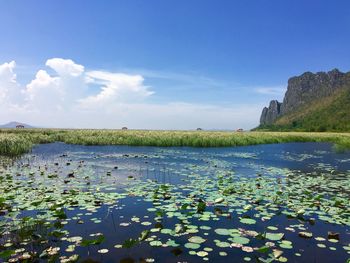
[240,218,256,225]
[188,236,206,244]
[185,243,201,249]
[265,232,284,241]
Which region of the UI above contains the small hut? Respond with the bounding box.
[196,128,203,131]
[236,128,244,132]
[122,127,128,130]
[16,124,25,129]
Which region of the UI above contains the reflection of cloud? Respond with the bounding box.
[0,58,263,129]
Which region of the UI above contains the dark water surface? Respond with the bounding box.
[0,142,349,263]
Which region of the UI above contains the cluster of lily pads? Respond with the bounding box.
[0,144,349,262]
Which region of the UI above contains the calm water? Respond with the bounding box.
[0,142,349,263]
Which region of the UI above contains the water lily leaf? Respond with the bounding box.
[215,241,230,248]
[185,243,200,249]
[150,240,162,247]
[265,232,284,241]
[214,228,231,235]
[215,197,224,203]
[232,236,250,245]
[278,256,288,262]
[279,243,293,249]
[240,218,256,225]
[188,236,206,244]
[197,251,208,257]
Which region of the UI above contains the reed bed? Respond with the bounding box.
[1,129,350,156]
[0,134,33,156]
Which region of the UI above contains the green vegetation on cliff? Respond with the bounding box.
[258,69,350,132]
[258,88,350,132]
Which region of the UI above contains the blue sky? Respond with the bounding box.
[0,0,349,129]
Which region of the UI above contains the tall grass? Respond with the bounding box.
[1,129,350,156]
[0,134,33,156]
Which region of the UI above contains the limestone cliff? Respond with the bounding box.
[259,100,282,125]
[259,69,350,126]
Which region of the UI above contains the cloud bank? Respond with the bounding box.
[0,58,262,129]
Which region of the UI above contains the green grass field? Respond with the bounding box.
[1,129,350,156]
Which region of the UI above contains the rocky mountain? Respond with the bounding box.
[260,100,282,125]
[258,69,350,131]
[0,121,34,128]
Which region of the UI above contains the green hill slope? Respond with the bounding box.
[258,87,350,132]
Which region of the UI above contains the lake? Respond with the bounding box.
[0,142,349,263]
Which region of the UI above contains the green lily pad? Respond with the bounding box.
[266,232,284,241]
[215,241,230,248]
[185,243,201,249]
[197,251,208,257]
[232,236,250,245]
[240,218,256,225]
[188,236,206,244]
[150,241,162,247]
[214,228,231,235]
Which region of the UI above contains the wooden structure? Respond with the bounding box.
[236,128,244,132]
[16,125,25,129]
[122,127,128,130]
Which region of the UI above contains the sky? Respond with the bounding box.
[0,0,350,129]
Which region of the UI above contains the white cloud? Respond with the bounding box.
[24,59,88,111]
[254,86,286,97]
[0,58,263,129]
[0,61,16,97]
[0,61,16,84]
[0,61,26,107]
[79,71,154,109]
[24,69,63,111]
[46,58,84,77]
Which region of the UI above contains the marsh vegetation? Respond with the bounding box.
[1,129,350,156]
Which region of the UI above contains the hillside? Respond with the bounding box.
[0,121,34,128]
[257,69,350,132]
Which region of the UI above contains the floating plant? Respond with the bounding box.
[0,142,349,262]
